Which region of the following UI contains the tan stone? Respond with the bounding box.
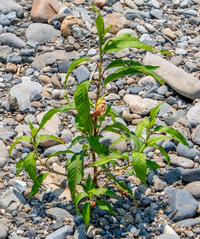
[163,28,177,40]
[6,63,17,74]
[73,0,85,4]
[103,13,128,34]
[131,118,143,125]
[93,0,106,9]
[38,75,52,85]
[51,73,62,89]
[31,101,43,108]
[61,16,85,37]
[31,0,64,23]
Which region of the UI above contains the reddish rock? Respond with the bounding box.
[31,0,64,23]
[51,73,62,89]
[38,75,52,85]
[103,13,128,34]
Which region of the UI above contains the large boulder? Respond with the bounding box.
[0,0,23,16]
[31,0,64,23]
[143,53,200,100]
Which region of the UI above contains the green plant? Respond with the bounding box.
[10,6,189,226]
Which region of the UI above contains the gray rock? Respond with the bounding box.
[158,103,171,117]
[175,10,197,15]
[26,23,61,44]
[155,235,180,239]
[45,208,73,220]
[32,50,79,71]
[30,90,42,102]
[45,226,73,239]
[13,180,27,192]
[147,0,160,8]
[192,125,200,145]
[0,0,23,16]
[0,140,8,158]
[153,178,167,191]
[26,228,37,238]
[177,143,198,160]
[0,157,6,168]
[143,53,200,100]
[170,56,183,66]
[72,27,89,39]
[0,188,26,211]
[0,223,8,239]
[0,14,10,26]
[175,48,187,55]
[74,225,88,239]
[7,53,22,64]
[44,144,66,157]
[150,8,163,19]
[20,49,35,56]
[164,187,199,222]
[140,34,157,46]
[0,33,26,48]
[164,168,182,184]
[74,65,90,83]
[183,181,200,198]
[169,154,195,169]
[57,60,70,73]
[187,104,200,124]
[10,78,42,108]
[123,9,150,19]
[182,168,200,182]
[175,218,200,227]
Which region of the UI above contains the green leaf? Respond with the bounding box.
[103,66,141,87]
[147,135,173,146]
[68,151,85,201]
[135,118,149,138]
[109,134,129,149]
[36,134,65,147]
[74,192,89,216]
[150,102,165,122]
[75,116,86,133]
[16,159,25,176]
[91,153,122,167]
[86,175,95,192]
[130,132,141,152]
[107,174,134,198]
[89,188,118,197]
[103,33,156,53]
[24,152,39,186]
[159,49,171,55]
[69,135,86,149]
[58,101,76,112]
[47,150,74,159]
[131,152,147,184]
[9,135,32,157]
[29,172,49,198]
[126,169,135,175]
[101,122,130,135]
[90,5,104,46]
[38,109,59,132]
[103,24,115,37]
[105,59,125,71]
[152,126,189,147]
[74,80,93,135]
[96,200,116,216]
[64,57,95,86]
[87,135,109,156]
[28,120,38,138]
[82,201,91,227]
[152,144,170,165]
[146,160,160,170]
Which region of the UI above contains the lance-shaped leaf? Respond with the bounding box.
[74,192,89,216]
[146,160,160,170]
[109,134,129,149]
[47,150,74,159]
[36,134,65,147]
[131,152,147,184]
[103,33,156,53]
[152,143,170,165]
[68,152,85,201]
[38,109,59,132]
[103,67,141,87]
[130,132,141,152]
[58,101,76,112]
[74,80,93,135]
[149,102,165,122]
[91,153,122,167]
[101,122,130,135]
[86,175,95,192]
[96,200,116,216]
[89,188,118,197]
[16,159,25,176]
[103,24,115,37]
[82,201,91,227]
[152,126,189,147]
[105,59,125,71]
[29,172,49,198]
[135,118,149,138]
[147,135,173,146]
[87,135,109,156]
[64,57,95,86]
[9,135,32,157]
[24,152,39,186]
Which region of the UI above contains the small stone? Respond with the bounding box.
[6,63,17,74]
[45,225,73,239]
[74,65,90,83]
[164,168,182,184]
